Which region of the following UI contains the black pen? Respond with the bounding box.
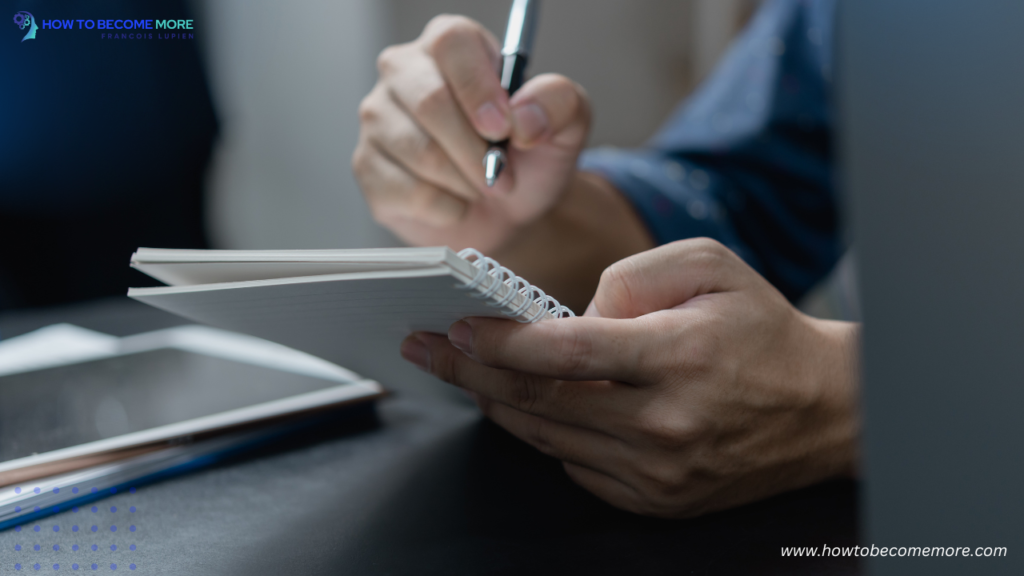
[484,0,540,187]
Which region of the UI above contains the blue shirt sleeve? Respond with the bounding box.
[579,0,840,303]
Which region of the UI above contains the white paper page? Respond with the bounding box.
[131,246,451,286]
[129,268,512,386]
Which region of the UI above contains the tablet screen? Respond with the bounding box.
[0,348,347,463]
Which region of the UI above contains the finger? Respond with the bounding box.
[403,333,631,430]
[422,15,510,141]
[361,84,480,202]
[593,238,757,319]
[447,316,658,384]
[352,136,467,227]
[562,462,644,514]
[476,396,632,478]
[509,74,591,150]
[379,36,509,193]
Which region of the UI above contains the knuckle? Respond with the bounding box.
[435,346,463,387]
[376,45,401,75]
[596,260,640,316]
[635,408,699,451]
[552,327,592,376]
[413,81,453,120]
[357,94,378,124]
[508,372,543,413]
[424,14,478,51]
[636,460,686,499]
[689,237,731,265]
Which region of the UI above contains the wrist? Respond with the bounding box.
[806,317,862,479]
[493,170,655,311]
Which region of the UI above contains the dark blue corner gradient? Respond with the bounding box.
[0,0,217,309]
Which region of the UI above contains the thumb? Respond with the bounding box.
[509,73,590,150]
[591,238,750,319]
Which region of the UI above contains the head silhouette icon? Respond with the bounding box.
[14,11,37,42]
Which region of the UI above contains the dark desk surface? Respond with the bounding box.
[0,298,860,575]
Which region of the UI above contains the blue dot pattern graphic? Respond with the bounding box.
[7,486,141,572]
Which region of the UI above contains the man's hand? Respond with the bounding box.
[400,239,860,518]
[354,15,591,255]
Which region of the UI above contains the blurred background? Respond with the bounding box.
[10,0,843,313]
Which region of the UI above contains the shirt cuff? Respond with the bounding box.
[578,147,760,270]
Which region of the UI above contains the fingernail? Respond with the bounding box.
[400,337,430,371]
[512,103,548,144]
[476,101,509,139]
[448,321,473,355]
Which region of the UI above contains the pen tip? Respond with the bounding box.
[483,148,507,188]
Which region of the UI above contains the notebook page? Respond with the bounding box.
[128,268,512,386]
[132,246,451,286]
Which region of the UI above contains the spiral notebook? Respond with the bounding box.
[128,247,573,384]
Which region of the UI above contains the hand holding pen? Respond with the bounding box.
[354,5,591,254]
[483,0,540,187]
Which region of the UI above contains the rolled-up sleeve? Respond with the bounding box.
[580,0,840,303]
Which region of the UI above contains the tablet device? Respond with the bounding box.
[0,325,383,486]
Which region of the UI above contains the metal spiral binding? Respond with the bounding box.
[456,248,575,322]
